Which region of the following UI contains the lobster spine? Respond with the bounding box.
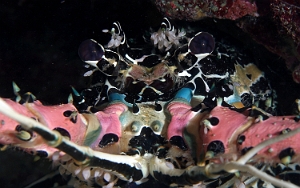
[201,102,300,165]
[0,99,89,156]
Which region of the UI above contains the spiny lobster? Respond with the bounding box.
[0,18,300,187]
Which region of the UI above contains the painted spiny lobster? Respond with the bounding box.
[0,18,300,187]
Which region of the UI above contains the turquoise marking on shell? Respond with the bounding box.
[174,88,193,103]
[108,93,126,103]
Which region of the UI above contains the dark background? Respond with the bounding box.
[0,0,162,104]
[0,1,163,187]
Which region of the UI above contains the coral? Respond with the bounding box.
[237,0,300,83]
[237,16,299,70]
[270,0,300,82]
[153,0,258,21]
[271,0,300,45]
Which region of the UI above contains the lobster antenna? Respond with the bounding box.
[237,126,300,165]
[223,162,299,188]
[204,127,300,188]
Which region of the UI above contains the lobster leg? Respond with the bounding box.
[167,87,207,151]
[149,156,212,186]
[151,121,300,187]
[93,97,128,148]
[0,98,149,184]
[1,95,300,187]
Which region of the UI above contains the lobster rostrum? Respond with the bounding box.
[0,18,299,187]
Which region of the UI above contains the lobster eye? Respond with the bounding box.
[78,39,105,67]
[189,32,215,56]
[97,50,122,76]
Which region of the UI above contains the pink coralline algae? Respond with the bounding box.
[271,0,300,83]
[238,0,300,83]
[271,0,300,45]
[153,0,258,21]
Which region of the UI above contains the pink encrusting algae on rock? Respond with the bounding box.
[153,0,258,21]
